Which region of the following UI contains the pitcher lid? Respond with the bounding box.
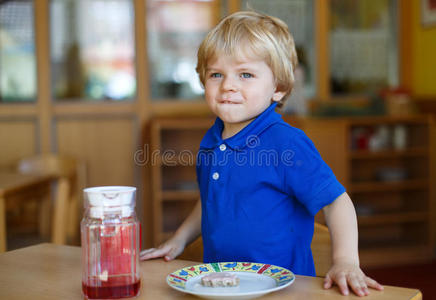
[84,186,136,207]
[84,186,136,218]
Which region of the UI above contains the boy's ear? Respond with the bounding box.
[272,90,286,102]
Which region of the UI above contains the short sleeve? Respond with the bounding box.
[282,129,345,216]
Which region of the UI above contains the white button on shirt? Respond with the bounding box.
[219,144,227,151]
[212,172,219,180]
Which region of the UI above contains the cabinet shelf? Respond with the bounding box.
[360,245,433,267]
[148,115,435,267]
[345,115,429,125]
[155,154,199,167]
[358,212,429,226]
[148,117,214,247]
[161,190,199,201]
[285,114,435,267]
[350,179,428,193]
[349,148,428,160]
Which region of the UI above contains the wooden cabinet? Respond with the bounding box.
[147,114,435,267]
[147,117,214,246]
[286,114,436,267]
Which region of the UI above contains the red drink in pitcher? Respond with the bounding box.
[81,186,141,299]
[82,278,141,299]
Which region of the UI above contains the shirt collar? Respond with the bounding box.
[200,102,282,150]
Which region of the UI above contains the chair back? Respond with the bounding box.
[311,222,332,277]
[17,154,86,245]
[179,222,332,277]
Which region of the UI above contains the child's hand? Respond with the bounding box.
[139,237,185,262]
[323,260,384,297]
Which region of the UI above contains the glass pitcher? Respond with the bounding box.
[81,186,141,299]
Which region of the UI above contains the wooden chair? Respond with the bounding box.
[17,154,86,245]
[179,222,332,277]
[311,222,332,277]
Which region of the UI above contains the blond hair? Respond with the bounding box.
[196,11,298,107]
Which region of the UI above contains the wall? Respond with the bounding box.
[413,0,436,97]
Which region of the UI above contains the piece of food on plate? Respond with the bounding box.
[201,272,240,287]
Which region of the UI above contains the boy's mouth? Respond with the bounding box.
[219,99,241,104]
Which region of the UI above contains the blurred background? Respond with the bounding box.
[1,0,436,294]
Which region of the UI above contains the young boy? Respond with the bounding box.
[141,11,383,297]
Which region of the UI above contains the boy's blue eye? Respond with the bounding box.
[241,73,253,78]
[210,73,222,78]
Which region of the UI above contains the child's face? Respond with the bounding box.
[204,54,284,136]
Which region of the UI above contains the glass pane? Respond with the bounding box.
[50,0,136,101]
[0,0,36,102]
[147,0,220,100]
[330,0,398,96]
[241,0,315,114]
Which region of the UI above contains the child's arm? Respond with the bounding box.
[140,199,202,261]
[322,192,383,296]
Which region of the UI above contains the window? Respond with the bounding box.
[241,0,315,114]
[147,0,220,100]
[50,0,136,101]
[329,0,398,95]
[0,0,36,102]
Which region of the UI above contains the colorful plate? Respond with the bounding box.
[166,262,295,300]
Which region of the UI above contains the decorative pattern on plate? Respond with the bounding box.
[167,262,294,290]
[262,266,294,286]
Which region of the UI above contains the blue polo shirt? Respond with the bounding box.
[196,103,345,276]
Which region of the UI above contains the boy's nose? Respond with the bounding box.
[221,76,238,91]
